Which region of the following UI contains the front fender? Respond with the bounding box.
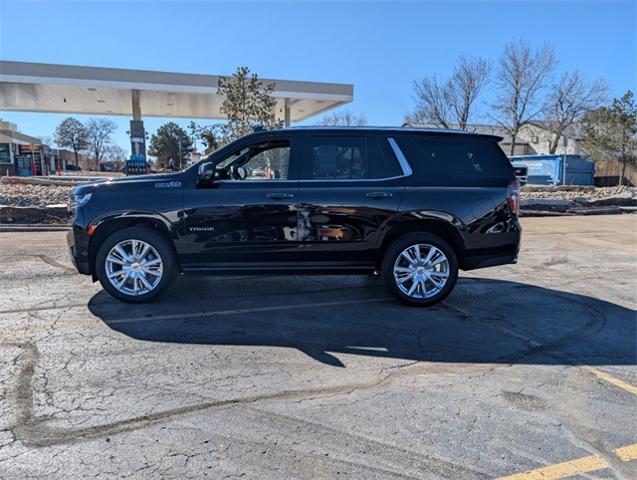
[90,210,180,239]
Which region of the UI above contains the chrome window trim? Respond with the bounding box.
[387,137,413,177]
[216,179,295,184]
[215,137,412,184]
[217,177,404,184]
[297,175,405,183]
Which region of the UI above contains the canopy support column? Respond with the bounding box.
[284,98,291,127]
[128,89,147,174]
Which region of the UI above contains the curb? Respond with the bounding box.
[0,224,71,232]
[519,206,633,217]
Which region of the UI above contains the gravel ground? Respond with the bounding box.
[0,183,73,208]
[521,185,635,201]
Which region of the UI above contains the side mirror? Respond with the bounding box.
[198,162,215,184]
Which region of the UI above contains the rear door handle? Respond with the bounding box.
[266,192,294,200]
[366,192,393,199]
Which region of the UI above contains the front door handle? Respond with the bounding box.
[266,192,294,200]
[366,192,393,199]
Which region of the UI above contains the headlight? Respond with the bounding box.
[69,192,92,210]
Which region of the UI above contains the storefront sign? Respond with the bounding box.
[18,144,42,153]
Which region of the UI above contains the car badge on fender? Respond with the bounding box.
[154,181,182,188]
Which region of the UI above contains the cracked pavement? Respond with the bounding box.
[0,215,635,479]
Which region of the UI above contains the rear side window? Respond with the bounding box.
[303,135,365,180]
[368,136,404,178]
[302,135,403,180]
[395,135,512,179]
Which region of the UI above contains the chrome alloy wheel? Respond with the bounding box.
[104,239,163,296]
[393,243,450,299]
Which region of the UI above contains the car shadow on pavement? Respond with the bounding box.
[88,276,636,367]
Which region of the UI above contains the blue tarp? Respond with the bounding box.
[510,154,595,186]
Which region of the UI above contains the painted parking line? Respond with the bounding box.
[107,296,394,324]
[581,366,637,396]
[496,443,637,480]
[0,296,394,334]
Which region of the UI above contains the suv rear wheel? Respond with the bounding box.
[95,227,177,303]
[382,232,458,306]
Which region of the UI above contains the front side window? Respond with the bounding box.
[214,140,290,181]
[243,146,289,180]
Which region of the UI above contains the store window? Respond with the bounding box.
[0,144,11,164]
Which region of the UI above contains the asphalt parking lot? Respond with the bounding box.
[0,215,635,479]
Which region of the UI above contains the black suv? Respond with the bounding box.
[67,127,521,305]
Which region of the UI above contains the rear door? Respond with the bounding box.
[296,134,406,268]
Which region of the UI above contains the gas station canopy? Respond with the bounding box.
[0,61,353,123]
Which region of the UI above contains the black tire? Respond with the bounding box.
[95,227,177,303]
[381,232,459,306]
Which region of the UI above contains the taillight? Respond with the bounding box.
[507,179,520,214]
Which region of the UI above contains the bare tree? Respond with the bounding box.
[85,118,116,169]
[409,75,451,128]
[544,71,608,153]
[408,55,490,130]
[103,144,127,162]
[491,41,557,155]
[319,109,367,126]
[446,56,490,129]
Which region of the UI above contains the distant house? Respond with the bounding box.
[403,120,583,157]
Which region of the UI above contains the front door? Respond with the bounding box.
[182,135,300,272]
[296,134,406,268]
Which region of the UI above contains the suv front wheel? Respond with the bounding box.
[95,227,177,303]
[382,233,458,306]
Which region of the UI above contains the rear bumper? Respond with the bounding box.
[461,218,521,270]
[67,225,91,275]
[462,252,518,270]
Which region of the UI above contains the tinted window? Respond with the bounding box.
[303,136,365,180]
[368,136,403,178]
[395,135,511,178]
[302,135,403,180]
